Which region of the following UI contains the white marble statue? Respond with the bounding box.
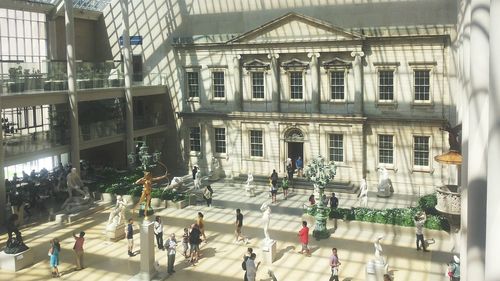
[377,167,394,197]
[358,178,368,207]
[61,168,91,212]
[374,236,385,264]
[194,170,202,190]
[209,157,221,180]
[260,202,273,244]
[107,195,127,227]
[245,173,255,197]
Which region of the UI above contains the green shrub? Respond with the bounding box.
[418,193,439,215]
[354,208,369,221]
[128,185,143,197]
[161,189,175,201]
[172,193,186,202]
[151,188,162,199]
[373,210,387,224]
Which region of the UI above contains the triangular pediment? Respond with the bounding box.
[243,59,270,70]
[322,57,352,68]
[228,12,362,44]
[281,58,309,69]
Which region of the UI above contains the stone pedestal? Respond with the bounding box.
[129,220,156,281]
[365,260,389,281]
[261,240,277,264]
[0,249,34,272]
[106,223,125,241]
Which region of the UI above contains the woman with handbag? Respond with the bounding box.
[329,247,341,281]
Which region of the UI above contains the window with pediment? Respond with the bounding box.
[282,59,308,101]
[323,58,351,101]
[244,59,270,100]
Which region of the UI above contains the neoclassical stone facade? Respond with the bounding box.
[174,13,452,194]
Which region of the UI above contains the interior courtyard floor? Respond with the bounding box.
[0,180,454,281]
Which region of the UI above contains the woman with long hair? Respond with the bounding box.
[49,238,61,277]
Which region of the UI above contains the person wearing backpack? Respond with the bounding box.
[242,247,253,281]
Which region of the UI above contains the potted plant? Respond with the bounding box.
[8,66,24,93]
[172,193,188,209]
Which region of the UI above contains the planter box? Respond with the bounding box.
[188,194,198,206]
[101,193,115,203]
[150,198,163,208]
[168,199,188,209]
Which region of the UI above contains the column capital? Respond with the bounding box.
[267,53,280,59]
[351,51,365,58]
[307,52,320,58]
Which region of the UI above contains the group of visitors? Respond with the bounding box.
[48,231,85,278]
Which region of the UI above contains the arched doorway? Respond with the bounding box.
[284,128,304,171]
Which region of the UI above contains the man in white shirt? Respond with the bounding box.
[153,216,164,250]
[165,233,177,274]
[414,212,429,252]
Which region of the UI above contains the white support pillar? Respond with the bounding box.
[486,1,500,279]
[48,19,58,60]
[233,55,242,111]
[351,51,365,115]
[268,53,280,112]
[308,52,320,113]
[0,92,5,223]
[464,0,489,280]
[64,0,80,173]
[121,0,134,162]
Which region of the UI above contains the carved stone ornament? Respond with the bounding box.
[285,128,304,142]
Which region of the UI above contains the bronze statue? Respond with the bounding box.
[4,214,29,254]
[133,170,167,218]
[440,122,462,152]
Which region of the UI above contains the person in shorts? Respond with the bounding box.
[298,221,310,256]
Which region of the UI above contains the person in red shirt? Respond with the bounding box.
[298,221,310,256]
[72,231,85,270]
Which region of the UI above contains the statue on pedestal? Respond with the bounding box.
[4,214,29,254]
[245,173,255,197]
[357,178,368,207]
[374,236,385,264]
[209,157,221,180]
[107,195,127,228]
[134,170,167,218]
[194,170,202,190]
[260,202,273,245]
[377,167,394,197]
[61,168,92,213]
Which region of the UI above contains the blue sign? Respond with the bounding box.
[119,35,143,46]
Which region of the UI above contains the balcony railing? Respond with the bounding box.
[435,184,461,215]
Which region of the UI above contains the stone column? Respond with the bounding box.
[48,20,58,60]
[463,0,488,280]
[233,55,242,111]
[130,221,156,280]
[268,54,280,112]
[351,51,365,115]
[121,0,134,162]
[486,1,500,279]
[0,89,5,223]
[64,0,80,173]
[308,52,320,113]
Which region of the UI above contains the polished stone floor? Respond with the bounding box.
[0,180,454,281]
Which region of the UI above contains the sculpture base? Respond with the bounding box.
[313,229,330,239]
[261,240,277,264]
[365,260,389,281]
[106,223,126,241]
[0,249,34,272]
[138,204,154,217]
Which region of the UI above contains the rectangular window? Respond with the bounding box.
[414,136,430,166]
[379,135,394,164]
[186,71,199,98]
[379,70,394,101]
[290,71,303,100]
[330,71,345,100]
[250,130,263,157]
[189,127,201,152]
[329,134,344,162]
[215,128,226,154]
[212,71,225,98]
[414,70,430,101]
[251,72,265,99]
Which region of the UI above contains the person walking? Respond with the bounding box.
[281,176,289,200]
[235,209,245,243]
[295,156,303,177]
[72,231,85,270]
[192,166,198,180]
[189,224,202,264]
[49,238,61,278]
[197,212,207,242]
[245,253,261,281]
[126,218,135,256]
[329,193,339,213]
[286,163,294,188]
[329,247,341,281]
[182,227,190,259]
[203,185,213,207]
[153,216,164,250]
[414,212,429,252]
[298,221,310,256]
[165,233,177,274]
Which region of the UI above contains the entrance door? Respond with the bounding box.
[288,142,303,170]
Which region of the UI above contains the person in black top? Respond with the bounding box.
[189,224,201,263]
[126,219,134,256]
[286,164,294,188]
[235,209,244,243]
[329,192,339,218]
[192,166,198,180]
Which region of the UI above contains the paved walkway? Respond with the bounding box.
[0,180,455,281]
